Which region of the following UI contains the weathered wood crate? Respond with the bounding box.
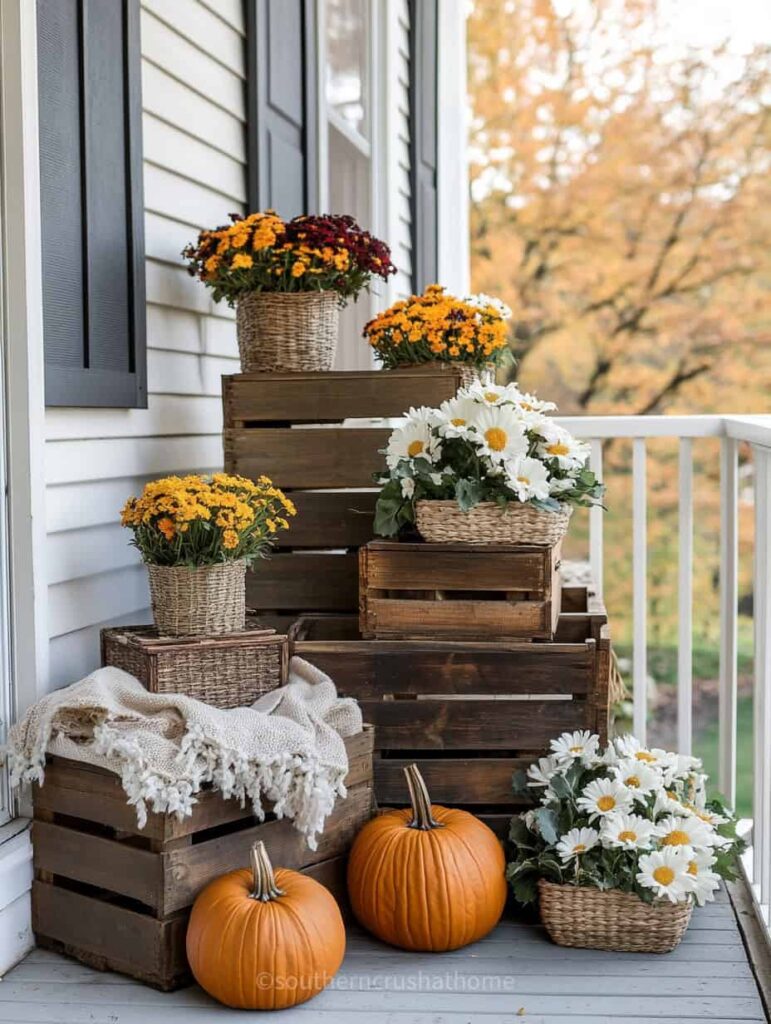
[291,586,610,837]
[359,540,562,640]
[31,726,374,990]
[222,367,465,624]
[101,625,289,709]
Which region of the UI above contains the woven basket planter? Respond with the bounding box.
[538,880,693,953]
[146,561,246,637]
[236,290,339,372]
[415,500,572,546]
[387,361,496,388]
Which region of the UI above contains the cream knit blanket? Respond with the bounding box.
[8,657,362,849]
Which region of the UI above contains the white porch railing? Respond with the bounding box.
[554,412,771,945]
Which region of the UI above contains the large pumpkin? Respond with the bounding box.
[347,763,507,951]
[186,841,345,1009]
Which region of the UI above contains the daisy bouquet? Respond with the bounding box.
[506,731,745,909]
[363,285,512,370]
[374,380,604,538]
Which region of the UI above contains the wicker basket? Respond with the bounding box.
[415,500,572,546]
[236,290,339,372]
[146,561,246,637]
[101,624,288,709]
[538,880,693,953]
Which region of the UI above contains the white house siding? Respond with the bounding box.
[41,0,414,691]
[43,0,246,689]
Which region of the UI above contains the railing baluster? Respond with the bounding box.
[719,437,738,808]
[677,438,693,755]
[589,439,604,597]
[753,445,771,917]
[633,438,647,744]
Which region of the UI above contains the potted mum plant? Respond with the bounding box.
[507,731,745,953]
[121,473,296,636]
[363,285,512,386]
[183,212,395,373]
[374,381,603,545]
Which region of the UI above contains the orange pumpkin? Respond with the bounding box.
[347,764,507,951]
[186,841,345,1009]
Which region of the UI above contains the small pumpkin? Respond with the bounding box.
[347,763,507,951]
[186,840,345,1009]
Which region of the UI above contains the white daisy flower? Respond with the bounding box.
[385,419,441,469]
[685,850,722,906]
[614,736,678,772]
[536,424,590,470]
[435,395,479,439]
[688,805,729,828]
[526,754,559,787]
[654,814,720,851]
[576,778,634,821]
[600,812,656,850]
[465,381,519,406]
[473,406,528,464]
[637,846,693,903]
[513,389,557,414]
[463,293,513,319]
[556,827,600,863]
[653,788,688,819]
[506,456,551,502]
[550,730,600,765]
[610,759,663,801]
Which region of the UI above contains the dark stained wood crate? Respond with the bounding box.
[359,540,562,641]
[32,726,374,990]
[290,587,610,837]
[222,367,465,621]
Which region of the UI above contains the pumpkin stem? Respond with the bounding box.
[249,841,285,902]
[404,763,443,831]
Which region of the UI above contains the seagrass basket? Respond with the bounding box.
[236,290,339,372]
[146,561,246,637]
[101,623,288,710]
[415,500,572,546]
[538,880,693,953]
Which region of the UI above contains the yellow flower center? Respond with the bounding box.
[625,775,641,787]
[653,866,676,886]
[618,830,637,843]
[569,745,584,753]
[635,751,657,763]
[407,440,425,457]
[451,417,466,426]
[662,830,691,846]
[597,796,616,812]
[517,476,530,484]
[687,861,698,876]
[485,427,508,452]
[573,843,587,853]
[484,391,499,403]
[547,442,570,456]
[521,402,533,411]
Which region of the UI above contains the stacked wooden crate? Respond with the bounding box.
[222,367,465,625]
[32,727,374,990]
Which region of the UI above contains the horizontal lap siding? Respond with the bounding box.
[43,1,246,689]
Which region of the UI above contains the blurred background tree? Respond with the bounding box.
[467,0,770,807]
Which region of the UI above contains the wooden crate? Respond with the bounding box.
[359,540,562,640]
[222,367,465,622]
[101,625,289,709]
[32,727,374,990]
[291,586,610,837]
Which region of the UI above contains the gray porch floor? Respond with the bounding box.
[0,885,767,1023]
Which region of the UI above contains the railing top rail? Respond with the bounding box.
[555,414,771,445]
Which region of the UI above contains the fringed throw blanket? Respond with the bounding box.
[8,657,362,849]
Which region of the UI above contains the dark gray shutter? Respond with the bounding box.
[409,0,439,292]
[37,0,146,408]
[246,0,318,217]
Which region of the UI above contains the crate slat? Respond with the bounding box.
[225,427,390,489]
[247,552,358,611]
[363,596,552,640]
[281,490,378,548]
[223,368,464,423]
[374,757,533,805]
[362,543,549,592]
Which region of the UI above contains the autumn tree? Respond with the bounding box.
[468,0,771,415]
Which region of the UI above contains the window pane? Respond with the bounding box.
[325,0,368,137]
